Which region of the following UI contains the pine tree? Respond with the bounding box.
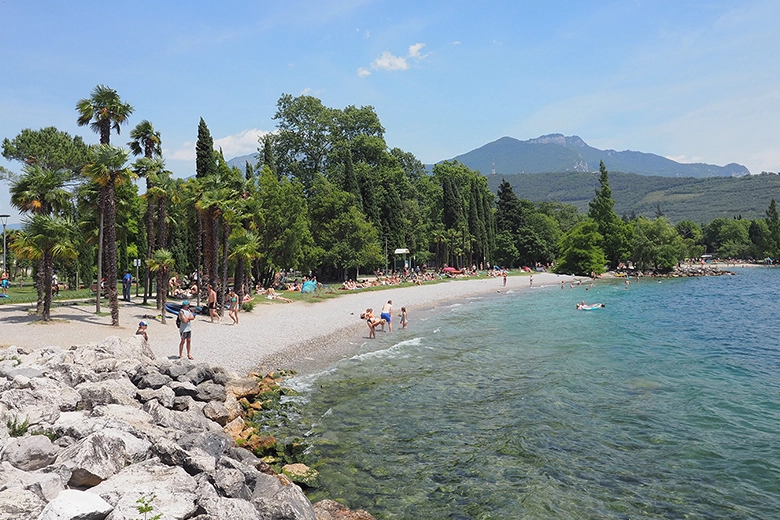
[588,161,631,269]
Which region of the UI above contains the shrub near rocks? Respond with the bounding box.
[0,336,375,520]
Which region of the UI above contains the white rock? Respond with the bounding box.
[38,488,113,520]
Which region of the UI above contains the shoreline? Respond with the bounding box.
[0,272,577,376]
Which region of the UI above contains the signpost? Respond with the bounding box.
[134,258,141,297]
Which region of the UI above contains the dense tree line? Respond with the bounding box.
[3,89,780,321]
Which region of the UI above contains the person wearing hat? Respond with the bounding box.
[136,320,148,341]
[178,300,195,360]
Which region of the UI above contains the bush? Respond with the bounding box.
[7,416,29,437]
[241,301,255,313]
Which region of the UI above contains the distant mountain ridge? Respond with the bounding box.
[227,153,260,171]
[446,134,749,178]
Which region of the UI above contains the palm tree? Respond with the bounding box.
[128,120,162,159]
[76,85,134,145]
[229,228,261,304]
[129,121,162,305]
[10,165,72,313]
[12,215,77,321]
[132,156,165,304]
[83,145,133,326]
[76,86,133,314]
[146,168,176,310]
[146,249,175,324]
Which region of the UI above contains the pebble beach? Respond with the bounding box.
[0,272,576,376]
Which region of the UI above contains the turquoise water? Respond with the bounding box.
[284,269,780,519]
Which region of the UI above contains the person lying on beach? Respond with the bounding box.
[265,287,293,303]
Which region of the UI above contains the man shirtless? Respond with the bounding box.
[380,300,393,332]
[207,284,220,322]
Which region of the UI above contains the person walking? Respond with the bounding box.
[228,289,239,325]
[178,300,195,359]
[122,270,132,301]
[207,284,220,323]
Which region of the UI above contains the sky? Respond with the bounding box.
[2,0,780,224]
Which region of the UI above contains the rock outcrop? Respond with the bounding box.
[0,336,331,519]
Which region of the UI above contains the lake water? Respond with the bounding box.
[281,269,780,519]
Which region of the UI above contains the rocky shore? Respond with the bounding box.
[0,336,374,520]
[614,264,736,279]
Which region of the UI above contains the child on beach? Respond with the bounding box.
[400,307,408,329]
[135,320,148,341]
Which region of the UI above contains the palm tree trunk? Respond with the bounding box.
[104,181,120,326]
[35,261,44,315]
[143,178,155,305]
[196,211,203,307]
[220,218,229,316]
[234,256,245,306]
[96,191,105,315]
[42,250,53,322]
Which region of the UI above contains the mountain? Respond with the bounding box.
[227,153,260,171]
[446,134,750,178]
[486,171,780,224]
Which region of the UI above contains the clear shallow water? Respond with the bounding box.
[283,269,780,519]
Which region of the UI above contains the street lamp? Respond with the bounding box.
[0,215,9,276]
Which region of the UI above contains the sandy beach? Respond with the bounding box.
[0,272,576,376]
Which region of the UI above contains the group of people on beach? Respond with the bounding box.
[361,300,408,339]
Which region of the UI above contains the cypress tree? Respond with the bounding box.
[196,118,217,178]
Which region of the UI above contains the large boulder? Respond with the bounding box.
[199,496,262,520]
[1,434,60,471]
[195,381,227,402]
[55,429,152,487]
[0,487,46,519]
[202,400,230,426]
[76,378,140,410]
[90,459,199,520]
[38,488,114,520]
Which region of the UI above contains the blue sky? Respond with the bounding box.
[2,1,779,224]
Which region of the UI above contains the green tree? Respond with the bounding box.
[129,120,163,304]
[588,161,631,268]
[765,199,780,258]
[716,219,751,259]
[273,94,334,191]
[76,85,134,145]
[146,249,175,324]
[83,145,133,325]
[12,215,77,321]
[2,126,90,175]
[631,217,686,271]
[195,118,217,179]
[555,220,607,276]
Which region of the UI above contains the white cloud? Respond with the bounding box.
[300,87,311,95]
[165,142,195,161]
[408,43,426,59]
[361,43,427,76]
[214,128,270,158]
[372,50,409,71]
[452,40,461,45]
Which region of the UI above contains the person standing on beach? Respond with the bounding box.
[502,270,507,287]
[400,307,408,329]
[178,300,195,359]
[381,300,393,332]
[228,289,239,325]
[122,270,132,301]
[529,275,533,288]
[207,284,220,323]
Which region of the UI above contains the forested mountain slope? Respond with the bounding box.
[487,171,780,224]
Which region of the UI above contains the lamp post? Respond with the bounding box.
[0,215,9,277]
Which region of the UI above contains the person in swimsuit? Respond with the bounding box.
[207,284,220,323]
[228,289,239,325]
[364,308,385,339]
[178,300,195,359]
[400,307,408,329]
[380,300,393,332]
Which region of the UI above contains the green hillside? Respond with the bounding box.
[487,171,780,224]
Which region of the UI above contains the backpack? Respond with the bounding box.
[176,313,182,328]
